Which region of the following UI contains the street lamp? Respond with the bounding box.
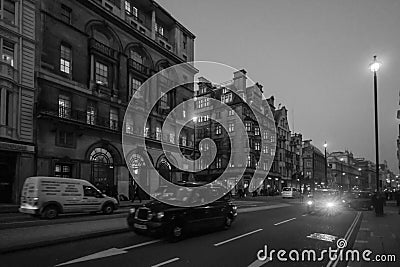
[369,56,382,192]
[324,142,328,186]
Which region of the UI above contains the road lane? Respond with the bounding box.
[1,204,358,267]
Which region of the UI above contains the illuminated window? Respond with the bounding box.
[109,108,118,130]
[58,95,71,118]
[2,40,14,67]
[60,44,72,74]
[228,123,235,133]
[130,77,142,98]
[215,125,222,135]
[95,62,109,86]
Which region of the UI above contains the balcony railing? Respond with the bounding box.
[39,103,121,131]
[0,61,18,82]
[128,59,149,76]
[89,38,117,58]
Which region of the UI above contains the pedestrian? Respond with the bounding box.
[132,183,142,203]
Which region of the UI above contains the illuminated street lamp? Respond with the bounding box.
[369,56,382,192]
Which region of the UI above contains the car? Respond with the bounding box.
[340,191,354,207]
[349,191,373,210]
[19,176,119,219]
[127,181,237,241]
[305,189,341,215]
[281,187,301,199]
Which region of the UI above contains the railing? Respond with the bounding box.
[0,61,18,82]
[39,103,122,131]
[156,32,169,43]
[93,83,113,97]
[89,38,117,58]
[128,59,149,75]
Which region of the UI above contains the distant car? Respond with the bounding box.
[349,191,373,210]
[19,176,119,219]
[340,191,355,207]
[306,189,341,215]
[127,181,237,241]
[282,187,301,199]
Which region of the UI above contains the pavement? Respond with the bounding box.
[348,201,400,267]
[0,198,292,254]
[1,203,362,267]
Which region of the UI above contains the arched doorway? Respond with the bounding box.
[158,158,171,183]
[90,148,114,195]
[128,153,148,200]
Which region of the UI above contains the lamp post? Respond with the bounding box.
[324,142,328,187]
[192,116,197,180]
[369,56,381,192]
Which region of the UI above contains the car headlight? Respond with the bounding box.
[147,213,154,220]
[342,199,346,203]
[129,208,136,214]
[326,202,335,208]
[232,205,237,211]
[156,211,164,220]
[307,200,313,205]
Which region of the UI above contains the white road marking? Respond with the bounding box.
[326,211,362,267]
[248,258,270,267]
[214,229,263,247]
[237,204,291,213]
[151,257,180,267]
[55,248,127,266]
[55,239,162,266]
[122,239,162,250]
[273,217,296,226]
[302,214,307,216]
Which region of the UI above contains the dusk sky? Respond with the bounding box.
[161,0,400,172]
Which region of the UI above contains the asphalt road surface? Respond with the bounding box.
[2,203,361,267]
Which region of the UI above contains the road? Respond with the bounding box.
[1,201,362,267]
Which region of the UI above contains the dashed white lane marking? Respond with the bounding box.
[214,229,263,247]
[151,257,180,267]
[273,217,296,226]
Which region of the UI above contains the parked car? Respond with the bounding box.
[127,181,237,241]
[282,187,301,198]
[349,191,373,210]
[19,176,119,219]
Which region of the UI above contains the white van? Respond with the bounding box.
[282,187,301,199]
[19,176,119,219]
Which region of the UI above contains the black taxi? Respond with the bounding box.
[127,181,237,241]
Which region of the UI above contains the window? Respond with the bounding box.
[271,148,275,156]
[255,142,260,151]
[263,131,268,140]
[2,0,15,24]
[110,108,118,130]
[58,130,74,147]
[125,114,134,134]
[155,23,164,36]
[255,127,260,136]
[54,163,72,178]
[129,50,143,64]
[156,126,162,140]
[215,125,222,135]
[86,102,96,125]
[58,95,71,118]
[95,61,109,86]
[125,1,138,17]
[196,98,210,109]
[263,162,268,171]
[181,135,187,146]
[263,145,268,154]
[2,40,14,67]
[222,88,229,94]
[130,77,142,98]
[60,44,72,74]
[228,123,235,133]
[83,186,101,197]
[144,123,150,137]
[61,4,72,24]
[306,160,312,168]
[228,109,235,116]
[2,90,12,126]
[215,111,221,119]
[245,122,252,132]
[216,157,222,169]
[183,34,187,50]
[247,155,251,167]
[169,132,175,144]
[160,92,169,109]
[221,93,233,103]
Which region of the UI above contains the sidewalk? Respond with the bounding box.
[348,202,400,267]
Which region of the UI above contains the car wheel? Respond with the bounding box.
[102,203,114,215]
[223,215,233,230]
[42,205,59,219]
[168,222,184,242]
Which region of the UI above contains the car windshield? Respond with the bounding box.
[151,185,226,204]
[311,190,339,200]
[283,188,292,191]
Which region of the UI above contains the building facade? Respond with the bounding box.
[0,0,36,203]
[302,140,326,191]
[35,0,196,201]
[353,157,376,190]
[192,70,276,195]
[327,151,361,191]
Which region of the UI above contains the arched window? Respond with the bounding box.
[93,30,110,46]
[90,148,114,164]
[90,148,114,192]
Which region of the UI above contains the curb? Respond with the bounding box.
[0,227,131,254]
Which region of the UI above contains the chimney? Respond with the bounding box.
[233,69,247,92]
[255,82,263,93]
